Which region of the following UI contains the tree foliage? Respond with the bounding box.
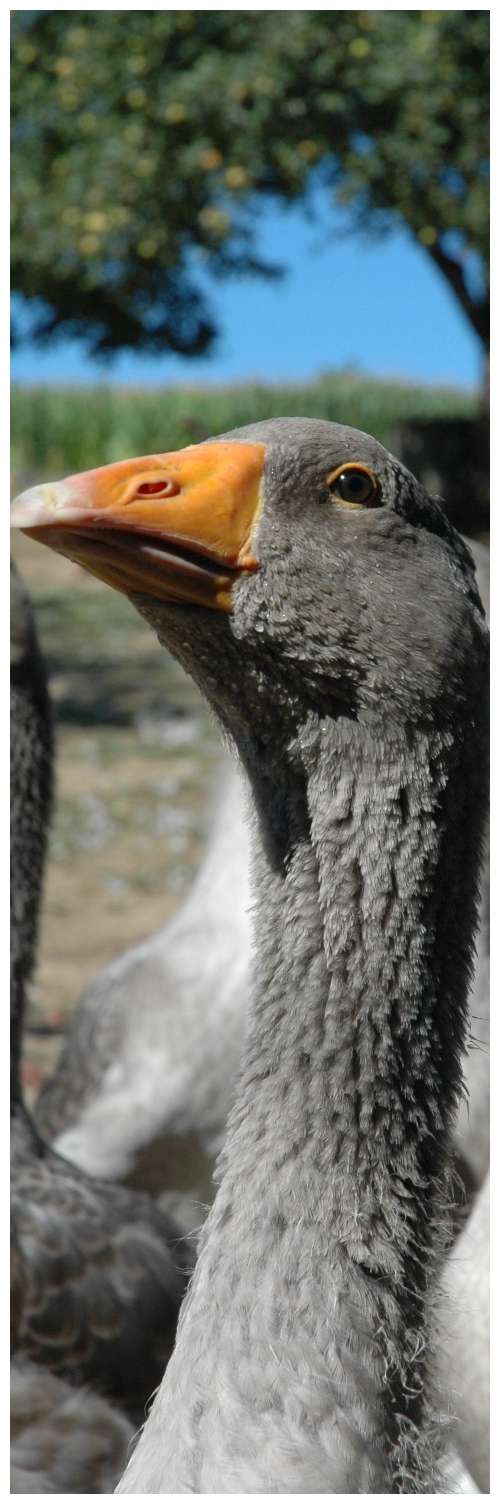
[11,9,489,357]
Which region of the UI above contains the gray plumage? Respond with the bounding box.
[11,1109,191,1414]
[10,1358,133,1494]
[114,419,488,1491]
[10,562,191,1420]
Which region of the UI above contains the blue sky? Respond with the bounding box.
[11,196,481,390]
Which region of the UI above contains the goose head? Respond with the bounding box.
[11,417,486,741]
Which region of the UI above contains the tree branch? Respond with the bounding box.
[429,242,489,347]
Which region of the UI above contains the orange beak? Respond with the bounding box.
[10,441,266,611]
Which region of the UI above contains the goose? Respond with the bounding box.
[12,418,489,1492]
[10,562,191,1422]
[34,541,489,1203]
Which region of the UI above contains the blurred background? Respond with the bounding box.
[11,9,489,1092]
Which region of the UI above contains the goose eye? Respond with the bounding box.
[327,465,380,508]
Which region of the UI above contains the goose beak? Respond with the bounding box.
[10,442,265,612]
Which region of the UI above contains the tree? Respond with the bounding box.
[11,10,489,358]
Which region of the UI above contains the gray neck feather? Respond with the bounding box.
[119,708,485,1493]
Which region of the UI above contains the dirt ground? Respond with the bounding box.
[12,527,222,1101]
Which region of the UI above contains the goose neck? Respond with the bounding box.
[121,708,486,1492]
[236,711,480,1192]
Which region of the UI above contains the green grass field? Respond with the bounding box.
[11,373,477,478]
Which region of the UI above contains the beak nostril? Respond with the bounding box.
[136,480,178,498]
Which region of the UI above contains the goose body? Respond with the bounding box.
[13,419,489,1492]
[37,764,251,1198]
[11,1106,191,1415]
[10,1358,133,1494]
[10,561,190,1424]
